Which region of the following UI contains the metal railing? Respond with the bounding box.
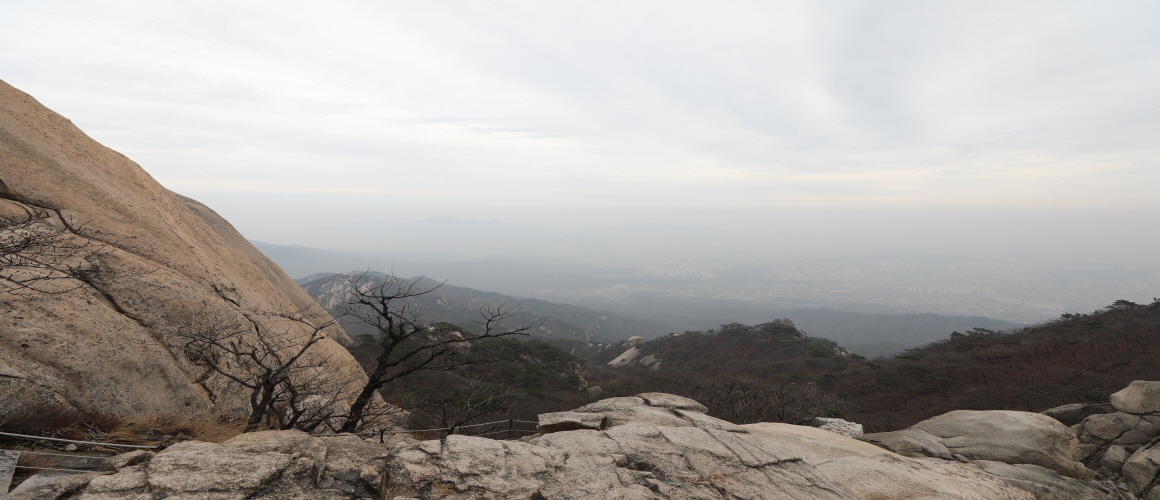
[0,430,163,482]
[0,431,162,450]
[313,418,541,441]
[0,417,545,487]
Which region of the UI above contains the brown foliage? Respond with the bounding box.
[0,405,122,442]
[0,404,246,448]
[826,300,1160,431]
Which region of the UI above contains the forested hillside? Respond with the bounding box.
[588,299,1160,432]
[826,299,1160,430]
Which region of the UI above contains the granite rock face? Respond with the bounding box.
[909,410,1092,479]
[1068,381,1160,498]
[385,395,1128,500]
[1043,403,1117,427]
[4,430,392,500]
[9,394,1137,499]
[1113,382,1160,415]
[810,417,864,438]
[0,79,365,422]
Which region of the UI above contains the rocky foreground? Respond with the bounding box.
[15,383,1160,499]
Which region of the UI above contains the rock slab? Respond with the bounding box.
[1113,381,1160,415]
[912,409,1092,479]
[0,78,365,422]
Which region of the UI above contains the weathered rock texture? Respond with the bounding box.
[10,393,1140,499]
[1113,382,1160,415]
[5,430,391,500]
[1066,381,1160,498]
[379,394,1143,499]
[910,410,1092,479]
[0,79,363,421]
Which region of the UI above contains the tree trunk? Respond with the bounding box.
[339,379,383,432]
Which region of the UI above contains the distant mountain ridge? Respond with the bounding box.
[259,241,1024,356]
[297,271,671,344]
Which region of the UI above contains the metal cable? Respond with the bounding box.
[12,451,109,460]
[14,465,95,473]
[312,418,539,437]
[0,431,161,449]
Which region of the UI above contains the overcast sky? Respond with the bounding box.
[2,1,1158,255]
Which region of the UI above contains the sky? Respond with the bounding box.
[2,1,1158,264]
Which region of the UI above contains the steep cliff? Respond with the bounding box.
[0,79,363,421]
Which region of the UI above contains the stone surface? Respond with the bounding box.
[1103,445,1133,471]
[861,428,954,460]
[1122,439,1160,496]
[813,454,1039,500]
[4,472,96,499]
[600,405,693,429]
[385,424,855,499]
[637,393,708,413]
[12,398,1138,500]
[98,450,155,472]
[2,430,389,499]
[1044,403,1118,427]
[742,422,891,463]
[972,460,1131,500]
[574,397,645,413]
[606,347,641,366]
[0,79,365,422]
[0,449,16,493]
[1113,381,1160,415]
[810,417,864,437]
[539,411,607,433]
[912,409,1092,479]
[673,409,748,433]
[1080,412,1144,445]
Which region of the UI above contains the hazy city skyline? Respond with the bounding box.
[3,1,1157,321]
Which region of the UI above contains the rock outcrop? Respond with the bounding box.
[911,410,1092,479]
[1065,381,1160,498]
[5,430,392,500]
[12,392,1140,499]
[0,79,364,421]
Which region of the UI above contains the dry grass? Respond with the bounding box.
[1,404,247,449]
[0,405,121,441]
[104,414,247,445]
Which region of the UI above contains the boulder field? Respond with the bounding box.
[0,79,365,421]
[15,384,1160,499]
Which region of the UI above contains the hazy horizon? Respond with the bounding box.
[3,1,1157,324]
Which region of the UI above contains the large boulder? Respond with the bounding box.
[1072,411,1160,463]
[911,410,1092,479]
[1043,403,1117,427]
[538,411,606,433]
[1121,439,1160,497]
[743,422,892,463]
[860,428,954,460]
[0,79,365,421]
[565,395,739,432]
[1112,381,1160,415]
[1062,382,1160,486]
[637,393,709,413]
[4,430,390,500]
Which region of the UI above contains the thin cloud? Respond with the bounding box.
[0,0,1157,232]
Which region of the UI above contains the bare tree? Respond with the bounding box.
[0,206,119,296]
[410,380,523,435]
[337,273,542,433]
[162,308,350,432]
